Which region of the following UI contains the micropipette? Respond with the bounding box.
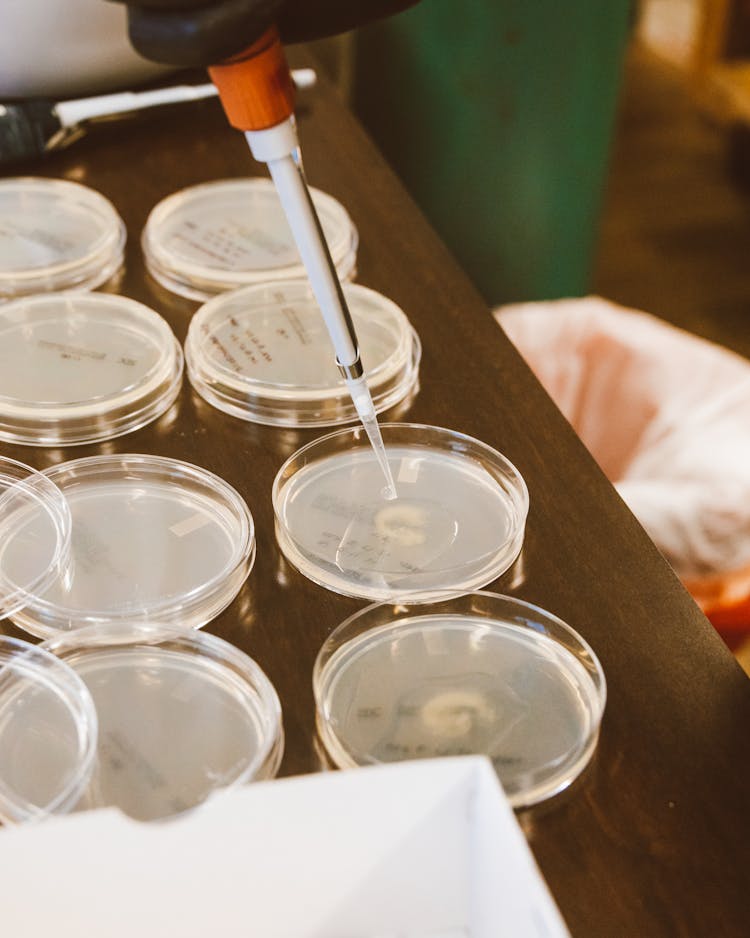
[209,28,397,500]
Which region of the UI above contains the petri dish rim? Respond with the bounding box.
[0,177,126,294]
[187,282,415,395]
[0,634,98,824]
[272,423,529,599]
[0,455,72,619]
[0,293,184,445]
[8,454,255,636]
[41,622,284,802]
[313,591,606,808]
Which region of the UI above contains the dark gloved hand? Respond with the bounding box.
[109,0,419,67]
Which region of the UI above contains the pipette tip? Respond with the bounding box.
[346,375,397,500]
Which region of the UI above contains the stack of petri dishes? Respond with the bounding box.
[0,454,283,824]
[143,178,358,301]
[0,164,607,821]
[0,177,126,299]
[185,281,421,427]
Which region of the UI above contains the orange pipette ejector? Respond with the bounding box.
[208,27,295,132]
[209,28,397,499]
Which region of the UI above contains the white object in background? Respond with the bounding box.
[0,0,170,98]
[496,296,750,579]
[0,757,570,938]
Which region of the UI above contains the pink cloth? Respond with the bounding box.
[496,297,750,579]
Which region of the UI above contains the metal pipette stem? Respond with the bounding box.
[262,146,397,499]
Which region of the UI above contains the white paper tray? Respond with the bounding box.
[0,756,569,938]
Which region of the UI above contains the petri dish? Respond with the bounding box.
[0,455,71,619]
[185,281,421,427]
[7,454,255,639]
[143,177,358,300]
[41,624,283,821]
[0,635,98,824]
[0,177,126,298]
[314,592,606,808]
[273,424,529,601]
[0,292,183,446]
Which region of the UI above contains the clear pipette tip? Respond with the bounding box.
[346,375,398,501]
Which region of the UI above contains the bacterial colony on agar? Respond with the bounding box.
[274,425,529,601]
[314,595,606,808]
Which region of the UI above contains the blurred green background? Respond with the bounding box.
[351,1,632,304]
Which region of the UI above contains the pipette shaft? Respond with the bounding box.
[209,28,397,498]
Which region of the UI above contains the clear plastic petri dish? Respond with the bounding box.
[185,281,421,427]
[7,454,256,639]
[0,455,71,619]
[41,623,283,821]
[0,634,98,824]
[273,424,529,601]
[314,592,606,808]
[0,177,126,298]
[143,177,358,301]
[0,292,183,446]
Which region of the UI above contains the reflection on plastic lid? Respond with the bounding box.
[314,592,606,808]
[42,623,283,821]
[0,177,125,298]
[0,634,97,824]
[0,455,71,620]
[0,292,183,446]
[142,177,358,301]
[273,423,529,601]
[185,281,421,427]
[8,454,256,639]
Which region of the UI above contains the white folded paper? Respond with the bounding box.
[0,756,569,938]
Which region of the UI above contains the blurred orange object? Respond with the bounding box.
[684,562,750,650]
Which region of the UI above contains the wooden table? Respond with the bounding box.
[2,57,749,937]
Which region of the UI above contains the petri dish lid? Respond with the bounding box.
[7,454,256,639]
[0,635,98,824]
[41,623,283,821]
[273,423,529,601]
[0,177,126,298]
[0,292,184,446]
[185,281,421,427]
[0,455,71,619]
[142,177,358,301]
[314,592,606,808]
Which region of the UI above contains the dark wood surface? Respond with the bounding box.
[2,57,749,937]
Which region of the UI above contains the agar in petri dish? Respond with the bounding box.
[314,592,606,808]
[273,424,528,600]
[0,177,126,298]
[0,635,97,824]
[6,454,256,639]
[0,455,71,620]
[0,292,183,445]
[42,624,283,821]
[185,281,420,426]
[142,177,358,300]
